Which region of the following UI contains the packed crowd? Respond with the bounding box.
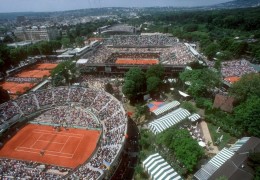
[104,25,135,33]
[68,166,102,180]
[105,35,178,47]
[5,77,40,83]
[220,59,257,78]
[0,158,70,179]
[0,101,20,123]
[160,43,197,65]
[34,106,100,129]
[0,86,127,179]
[84,43,197,65]
[81,75,117,90]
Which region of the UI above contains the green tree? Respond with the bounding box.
[105,83,114,94]
[51,60,80,86]
[145,64,164,80]
[27,44,40,56]
[50,40,62,52]
[233,96,260,137]
[75,36,85,47]
[204,42,219,60]
[146,76,161,94]
[228,41,248,58]
[156,127,203,172]
[184,23,198,32]
[61,37,71,48]
[37,41,53,55]
[229,73,260,103]
[10,48,26,65]
[181,101,197,113]
[122,67,146,102]
[0,86,10,104]
[180,69,220,98]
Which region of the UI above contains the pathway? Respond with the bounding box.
[200,120,219,154]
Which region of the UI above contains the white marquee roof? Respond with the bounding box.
[149,108,191,134]
[143,153,182,180]
[188,113,201,122]
[194,148,235,180]
[153,101,180,116]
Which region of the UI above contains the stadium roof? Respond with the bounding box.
[194,148,235,180]
[152,101,180,116]
[143,153,182,180]
[210,137,260,180]
[76,59,89,65]
[149,108,190,134]
[229,137,250,152]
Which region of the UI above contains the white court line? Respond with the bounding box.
[15,148,73,158]
[33,131,83,138]
[71,135,84,156]
[36,139,66,145]
[33,129,83,138]
[30,133,43,148]
[16,146,73,156]
[59,136,70,153]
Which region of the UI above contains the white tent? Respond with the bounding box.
[153,101,180,116]
[149,108,191,134]
[178,91,189,97]
[76,59,89,67]
[188,113,201,122]
[143,153,182,180]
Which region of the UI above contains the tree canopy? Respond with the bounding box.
[122,67,146,102]
[146,76,161,94]
[145,64,164,80]
[233,96,260,137]
[229,73,260,102]
[51,60,79,86]
[180,69,220,98]
[0,86,10,104]
[156,127,204,173]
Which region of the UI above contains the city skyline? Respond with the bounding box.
[1,0,233,13]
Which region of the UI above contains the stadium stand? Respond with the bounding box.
[0,86,127,179]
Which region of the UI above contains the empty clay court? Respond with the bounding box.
[0,124,100,168]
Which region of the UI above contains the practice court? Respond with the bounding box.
[0,124,100,168]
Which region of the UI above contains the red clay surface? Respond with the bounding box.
[0,124,100,168]
[115,58,159,65]
[34,63,58,70]
[224,76,240,84]
[16,69,51,78]
[0,82,36,94]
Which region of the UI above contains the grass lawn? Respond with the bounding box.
[207,123,237,150]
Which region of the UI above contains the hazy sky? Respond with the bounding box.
[1,0,233,13]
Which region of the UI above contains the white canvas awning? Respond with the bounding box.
[153,101,180,116]
[229,137,250,152]
[143,153,182,180]
[77,59,89,64]
[178,91,189,97]
[188,113,201,122]
[149,108,191,134]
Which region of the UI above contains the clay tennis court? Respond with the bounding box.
[115,58,159,65]
[0,124,100,168]
[34,63,58,70]
[16,69,51,78]
[0,82,36,94]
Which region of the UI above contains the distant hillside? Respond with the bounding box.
[211,0,260,9]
